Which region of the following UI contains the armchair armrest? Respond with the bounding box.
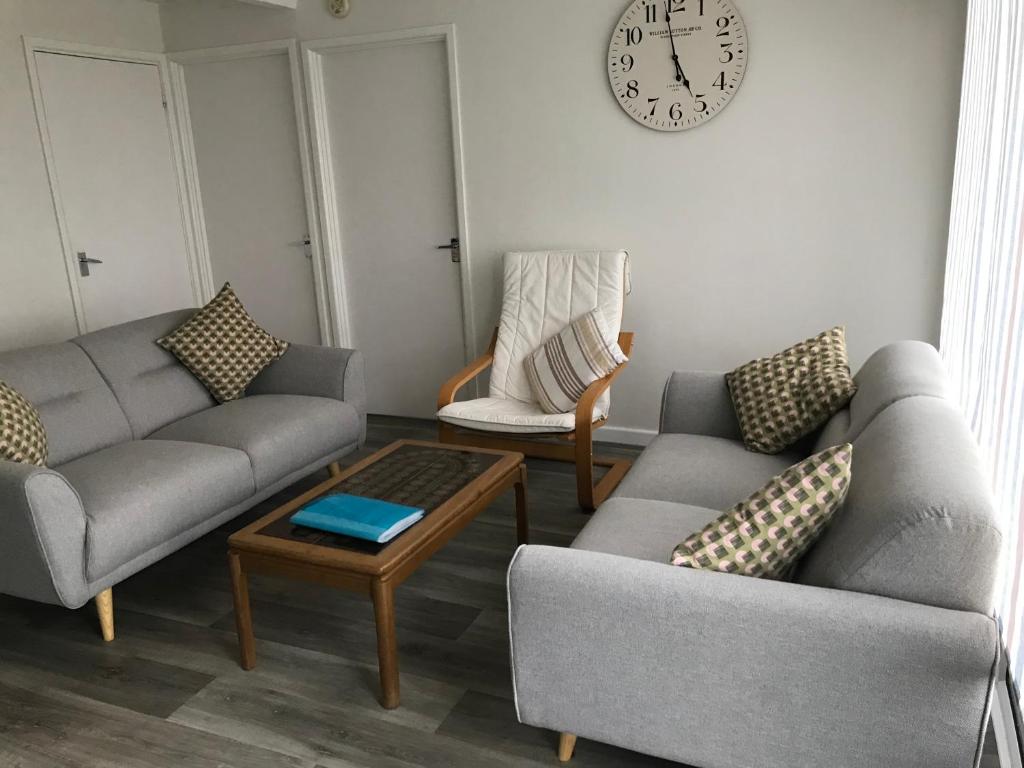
[659,370,742,439]
[437,329,497,409]
[574,331,634,433]
[248,344,367,443]
[508,545,997,768]
[0,460,89,608]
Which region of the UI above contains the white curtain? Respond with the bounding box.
[941,0,1024,698]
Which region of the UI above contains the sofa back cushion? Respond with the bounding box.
[0,342,130,466]
[813,341,948,453]
[797,396,1001,614]
[73,310,216,438]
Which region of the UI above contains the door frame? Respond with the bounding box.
[22,37,207,334]
[167,39,337,346]
[302,24,477,362]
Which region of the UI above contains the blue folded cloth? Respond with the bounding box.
[290,493,424,544]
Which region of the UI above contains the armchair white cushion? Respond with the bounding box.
[438,250,630,433]
[438,397,608,434]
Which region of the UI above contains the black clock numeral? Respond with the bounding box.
[697,0,704,15]
[694,94,707,112]
[645,3,657,23]
[647,97,659,116]
[720,42,734,63]
[625,26,643,45]
[621,53,635,72]
[716,16,730,36]
[669,102,683,120]
[626,80,639,98]
[713,71,726,90]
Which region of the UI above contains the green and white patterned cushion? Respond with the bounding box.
[0,381,47,467]
[158,282,289,403]
[726,327,857,454]
[671,443,853,579]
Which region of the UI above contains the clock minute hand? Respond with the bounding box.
[664,3,693,96]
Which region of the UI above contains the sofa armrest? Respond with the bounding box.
[508,545,997,768]
[248,344,367,443]
[659,370,742,439]
[0,460,89,608]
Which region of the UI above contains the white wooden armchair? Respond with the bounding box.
[437,251,633,510]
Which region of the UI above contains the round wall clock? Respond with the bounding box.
[607,0,747,131]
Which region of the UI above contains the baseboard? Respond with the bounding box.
[995,671,1024,768]
[596,425,657,446]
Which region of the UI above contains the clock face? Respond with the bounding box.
[608,0,747,131]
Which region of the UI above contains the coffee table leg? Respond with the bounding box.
[515,464,530,545]
[228,551,256,670]
[371,578,400,709]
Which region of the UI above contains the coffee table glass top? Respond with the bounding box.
[256,444,504,554]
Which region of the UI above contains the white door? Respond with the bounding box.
[322,39,466,418]
[182,53,322,345]
[34,52,195,332]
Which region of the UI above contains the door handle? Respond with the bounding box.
[435,237,461,263]
[77,251,103,277]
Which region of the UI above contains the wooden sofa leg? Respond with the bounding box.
[327,461,342,478]
[96,588,114,642]
[558,732,577,762]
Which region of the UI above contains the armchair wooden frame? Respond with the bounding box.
[437,329,635,511]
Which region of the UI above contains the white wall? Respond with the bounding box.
[160,0,967,437]
[0,0,164,351]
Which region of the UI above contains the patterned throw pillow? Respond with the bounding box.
[726,327,857,454]
[0,381,47,467]
[671,443,852,579]
[157,283,289,403]
[523,310,628,414]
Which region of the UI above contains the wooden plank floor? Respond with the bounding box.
[0,415,1003,767]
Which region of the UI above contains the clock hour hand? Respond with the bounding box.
[664,2,694,96]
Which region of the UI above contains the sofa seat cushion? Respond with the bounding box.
[612,433,803,510]
[572,497,721,563]
[149,394,360,489]
[57,441,255,581]
[438,397,607,434]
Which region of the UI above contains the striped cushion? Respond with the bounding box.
[524,310,627,414]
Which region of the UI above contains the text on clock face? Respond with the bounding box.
[607,0,747,131]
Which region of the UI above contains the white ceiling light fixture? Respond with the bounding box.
[142,0,299,5]
[327,0,351,17]
[236,0,298,7]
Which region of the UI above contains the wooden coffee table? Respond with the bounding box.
[226,439,527,709]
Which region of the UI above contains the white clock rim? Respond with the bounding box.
[606,0,748,132]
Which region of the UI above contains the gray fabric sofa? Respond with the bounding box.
[508,341,1002,768]
[0,310,366,633]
